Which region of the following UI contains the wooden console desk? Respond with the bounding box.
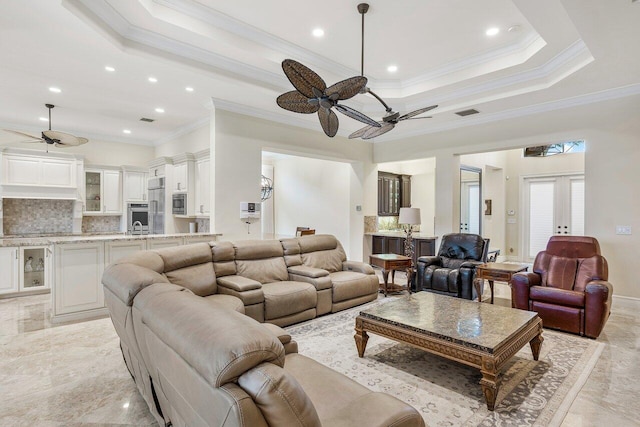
[474,263,529,304]
[369,254,413,296]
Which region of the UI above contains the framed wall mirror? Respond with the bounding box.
[460,165,482,235]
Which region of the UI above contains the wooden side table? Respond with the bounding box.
[474,262,529,304]
[369,254,412,296]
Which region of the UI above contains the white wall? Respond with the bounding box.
[272,156,351,253]
[155,123,209,158]
[64,138,155,167]
[212,109,375,260]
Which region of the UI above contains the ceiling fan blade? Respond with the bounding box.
[277,91,320,114]
[349,123,379,139]
[362,123,395,140]
[405,116,433,120]
[3,129,42,141]
[282,59,327,99]
[326,76,368,101]
[397,104,438,121]
[318,108,339,137]
[334,104,381,127]
[43,130,88,146]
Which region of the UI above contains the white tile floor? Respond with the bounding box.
[1,280,638,426]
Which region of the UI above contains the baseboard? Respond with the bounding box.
[612,294,640,302]
[51,307,110,324]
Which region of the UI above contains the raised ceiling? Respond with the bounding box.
[0,0,639,146]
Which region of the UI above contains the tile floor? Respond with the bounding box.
[0,281,638,426]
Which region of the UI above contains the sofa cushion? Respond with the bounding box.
[211,241,237,277]
[280,238,303,267]
[114,250,165,273]
[262,281,317,320]
[329,271,379,303]
[234,240,289,284]
[165,262,217,296]
[156,243,212,272]
[547,257,578,290]
[136,285,284,387]
[298,235,346,273]
[429,267,459,294]
[238,362,321,427]
[102,263,169,306]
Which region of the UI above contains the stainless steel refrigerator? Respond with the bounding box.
[148,177,165,234]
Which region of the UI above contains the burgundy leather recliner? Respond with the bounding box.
[511,236,613,339]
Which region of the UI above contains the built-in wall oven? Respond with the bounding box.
[127,203,149,234]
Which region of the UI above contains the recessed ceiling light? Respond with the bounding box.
[49,87,62,93]
[155,108,165,113]
[486,27,500,36]
[105,66,115,72]
[312,28,325,38]
[39,117,48,122]
[387,65,398,73]
[123,129,132,134]
[148,77,158,83]
[185,86,194,92]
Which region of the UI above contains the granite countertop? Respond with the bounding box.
[0,232,222,247]
[365,231,437,239]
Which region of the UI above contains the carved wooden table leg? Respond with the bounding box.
[479,357,499,411]
[473,277,483,302]
[354,317,369,357]
[529,330,544,361]
[381,269,390,297]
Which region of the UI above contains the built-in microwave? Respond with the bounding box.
[172,193,187,215]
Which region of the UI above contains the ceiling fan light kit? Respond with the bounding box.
[276,3,437,139]
[4,104,89,152]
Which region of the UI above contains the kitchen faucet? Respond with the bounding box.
[132,221,143,235]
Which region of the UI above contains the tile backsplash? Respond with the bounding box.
[195,218,210,233]
[2,199,74,235]
[82,216,122,233]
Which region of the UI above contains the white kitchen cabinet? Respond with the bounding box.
[195,157,210,215]
[84,168,122,215]
[183,235,215,245]
[174,162,188,192]
[2,153,76,188]
[147,238,183,250]
[105,240,147,265]
[0,247,20,294]
[20,246,51,292]
[53,242,105,317]
[123,170,147,202]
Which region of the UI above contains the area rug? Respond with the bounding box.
[286,299,604,427]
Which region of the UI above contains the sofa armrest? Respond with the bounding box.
[217,275,262,292]
[460,260,483,269]
[584,280,613,338]
[324,392,424,427]
[342,260,375,275]
[511,272,541,310]
[287,265,329,278]
[261,323,298,354]
[417,256,442,268]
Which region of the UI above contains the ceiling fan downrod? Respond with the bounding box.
[357,3,392,113]
[46,104,54,131]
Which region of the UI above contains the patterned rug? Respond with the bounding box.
[286,299,604,427]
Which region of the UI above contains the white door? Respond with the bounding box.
[196,159,210,214]
[124,171,147,202]
[461,182,480,234]
[523,174,585,260]
[0,247,19,294]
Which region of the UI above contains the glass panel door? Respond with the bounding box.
[85,171,102,213]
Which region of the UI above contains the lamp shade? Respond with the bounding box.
[398,207,421,225]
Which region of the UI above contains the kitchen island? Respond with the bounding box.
[0,232,221,323]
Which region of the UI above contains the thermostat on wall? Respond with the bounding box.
[240,202,261,219]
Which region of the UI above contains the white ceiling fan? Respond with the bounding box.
[3,104,88,152]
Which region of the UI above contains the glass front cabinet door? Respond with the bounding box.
[85,171,102,213]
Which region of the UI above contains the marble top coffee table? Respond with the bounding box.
[354,292,543,410]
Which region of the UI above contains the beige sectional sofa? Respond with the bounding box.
[102,234,422,427]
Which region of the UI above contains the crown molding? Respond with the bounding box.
[376,83,640,142]
[154,116,210,146]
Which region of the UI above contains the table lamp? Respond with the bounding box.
[399,207,421,261]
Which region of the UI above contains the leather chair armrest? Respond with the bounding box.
[287,265,329,278]
[460,260,483,269]
[417,256,442,268]
[216,275,262,292]
[584,280,613,338]
[511,272,540,310]
[324,392,424,427]
[343,260,375,275]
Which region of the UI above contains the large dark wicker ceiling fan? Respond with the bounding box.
[3,104,89,152]
[276,3,437,139]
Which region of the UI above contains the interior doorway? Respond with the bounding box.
[460,166,482,235]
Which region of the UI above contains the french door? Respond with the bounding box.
[523,174,584,260]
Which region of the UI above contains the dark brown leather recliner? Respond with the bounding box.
[416,233,489,300]
[511,236,612,339]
